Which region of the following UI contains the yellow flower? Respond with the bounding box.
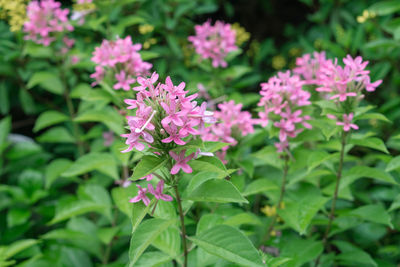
[231,22,250,46]
[272,55,286,70]
[73,0,96,12]
[0,0,28,32]
[139,24,154,35]
[261,205,276,217]
[357,9,376,24]
[143,38,157,49]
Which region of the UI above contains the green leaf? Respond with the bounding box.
[62,152,119,180]
[203,141,230,153]
[224,213,262,226]
[189,225,264,267]
[131,155,168,180]
[45,159,73,189]
[151,225,181,258]
[280,238,323,267]
[191,156,231,178]
[7,208,31,227]
[37,127,75,143]
[243,178,279,196]
[97,227,120,244]
[0,116,11,151]
[133,252,172,267]
[369,1,400,16]
[74,107,124,134]
[0,83,9,115]
[389,195,400,212]
[186,171,220,193]
[131,200,154,234]
[187,179,248,203]
[27,71,64,95]
[386,155,400,172]
[355,112,391,123]
[334,240,377,267]
[128,218,175,266]
[112,185,137,218]
[33,111,69,132]
[345,166,397,185]
[349,204,393,228]
[49,200,106,225]
[4,239,39,259]
[307,150,336,172]
[350,137,389,154]
[139,51,160,61]
[278,193,328,235]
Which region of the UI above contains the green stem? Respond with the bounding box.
[174,184,188,267]
[315,131,347,266]
[260,155,289,246]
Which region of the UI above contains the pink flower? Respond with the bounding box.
[188,20,238,68]
[129,185,150,206]
[257,71,312,152]
[169,150,195,174]
[330,113,359,132]
[91,36,152,89]
[23,0,73,46]
[148,180,173,201]
[114,71,135,91]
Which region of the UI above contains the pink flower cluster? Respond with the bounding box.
[188,20,238,68]
[24,0,74,46]
[121,72,214,168]
[202,100,256,162]
[129,180,173,206]
[294,51,331,85]
[91,36,152,88]
[295,53,382,132]
[257,71,312,152]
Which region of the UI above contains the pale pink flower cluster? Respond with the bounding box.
[123,72,215,206]
[316,55,382,101]
[257,71,312,152]
[121,72,214,165]
[295,53,382,132]
[129,180,173,206]
[90,36,152,88]
[201,100,256,162]
[23,0,74,46]
[327,113,359,132]
[294,51,331,84]
[188,20,238,68]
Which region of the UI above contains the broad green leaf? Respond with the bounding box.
[334,240,377,267]
[62,152,119,180]
[131,155,168,180]
[139,51,160,61]
[97,227,120,244]
[37,127,75,143]
[349,204,393,228]
[112,185,137,218]
[355,112,391,123]
[27,71,63,95]
[60,247,92,267]
[307,150,336,172]
[280,238,323,267]
[4,239,39,259]
[133,252,172,267]
[7,208,31,227]
[78,184,112,220]
[74,107,124,134]
[386,155,400,172]
[369,1,400,15]
[128,218,175,266]
[191,156,231,178]
[224,213,262,226]
[389,195,400,212]
[350,137,389,154]
[203,141,230,153]
[45,159,72,189]
[197,214,224,235]
[33,111,69,132]
[278,193,328,235]
[0,116,11,152]
[151,225,181,258]
[41,229,102,258]
[49,200,106,225]
[131,200,154,234]
[186,171,220,193]
[243,178,279,196]
[187,179,248,203]
[189,225,264,267]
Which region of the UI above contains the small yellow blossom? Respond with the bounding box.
[143,38,157,49]
[232,23,250,46]
[261,205,277,217]
[357,9,376,24]
[272,55,286,70]
[270,230,277,237]
[139,24,154,35]
[73,0,96,12]
[0,0,28,32]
